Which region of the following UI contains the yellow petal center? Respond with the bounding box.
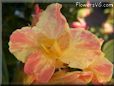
[39,37,62,58]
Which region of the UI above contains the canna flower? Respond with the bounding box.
[32,4,43,26]
[70,18,88,29]
[9,3,113,85]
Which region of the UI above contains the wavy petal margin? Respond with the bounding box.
[35,3,69,38]
[87,55,113,84]
[9,27,39,62]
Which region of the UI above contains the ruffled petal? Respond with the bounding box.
[49,71,93,84]
[9,27,39,62]
[86,55,113,84]
[35,3,69,38]
[24,51,55,84]
[59,29,101,69]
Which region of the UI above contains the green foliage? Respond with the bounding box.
[102,40,114,63]
[2,54,9,84]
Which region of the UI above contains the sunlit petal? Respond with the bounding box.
[9,27,39,62]
[59,29,101,69]
[35,3,69,38]
[87,55,113,84]
[24,51,55,84]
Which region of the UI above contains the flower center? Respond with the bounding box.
[40,37,62,58]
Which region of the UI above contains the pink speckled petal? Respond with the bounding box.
[35,3,69,38]
[9,27,40,62]
[59,29,101,69]
[87,55,113,84]
[24,51,55,84]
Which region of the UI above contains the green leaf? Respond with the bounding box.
[12,63,24,84]
[2,54,9,84]
[102,40,114,63]
[12,63,33,85]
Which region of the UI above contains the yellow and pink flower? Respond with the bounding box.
[9,3,113,85]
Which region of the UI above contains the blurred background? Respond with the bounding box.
[2,1,114,85]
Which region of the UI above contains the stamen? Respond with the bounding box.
[41,44,50,54]
[52,41,62,56]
